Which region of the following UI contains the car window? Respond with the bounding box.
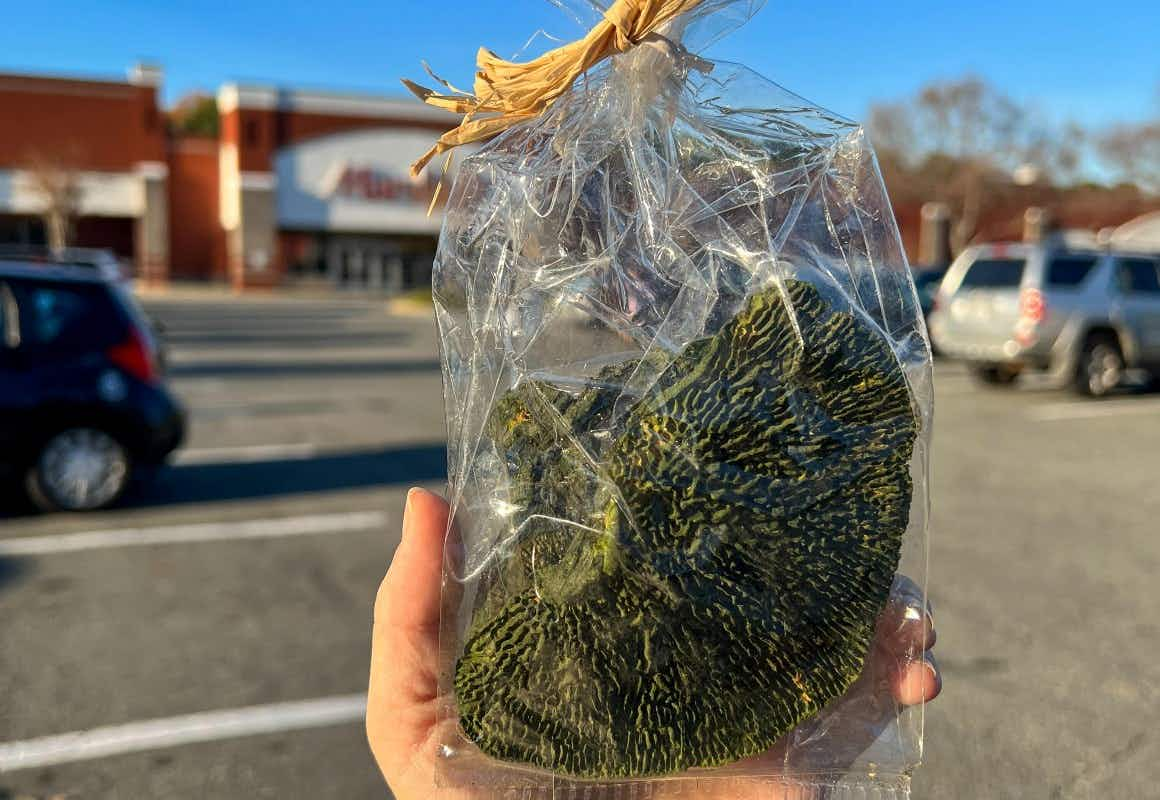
[913,272,944,304]
[13,281,125,353]
[0,284,12,349]
[1116,258,1160,295]
[1046,255,1098,287]
[958,258,1026,289]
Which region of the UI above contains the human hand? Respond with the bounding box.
[368,488,941,799]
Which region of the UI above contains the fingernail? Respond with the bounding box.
[402,487,420,537]
[924,655,942,698]
[922,612,937,650]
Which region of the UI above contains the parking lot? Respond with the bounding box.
[1,292,1157,799]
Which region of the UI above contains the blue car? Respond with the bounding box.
[0,261,185,511]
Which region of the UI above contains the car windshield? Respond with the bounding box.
[958,257,1025,289]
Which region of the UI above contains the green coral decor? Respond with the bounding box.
[456,278,918,778]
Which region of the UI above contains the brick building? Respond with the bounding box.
[0,64,454,290]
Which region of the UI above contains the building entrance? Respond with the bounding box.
[324,237,405,292]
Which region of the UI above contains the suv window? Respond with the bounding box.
[11,280,126,353]
[914,271,945,290]
[1116,258,1160,295]
[959,258,1026,289]
[1046,255,1098,287]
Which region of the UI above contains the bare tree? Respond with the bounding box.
[24,151,83,253]
[871,78,1002,251]
[1098,82,1160,194]
[867,102,916,162]
[1098,122,1160,195]
[869,76,1092,252]
[1042,122,1086,187]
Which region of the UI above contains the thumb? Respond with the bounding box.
[367,488,452,778]
[376,487,452,636]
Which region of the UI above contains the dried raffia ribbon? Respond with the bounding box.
[403,0,707,186]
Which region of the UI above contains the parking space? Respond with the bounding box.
[0,295,1157,798]
[0,295,440,799]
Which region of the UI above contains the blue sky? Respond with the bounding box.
[0,0,1156,126]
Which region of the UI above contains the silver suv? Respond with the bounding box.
[928,243,1160,396]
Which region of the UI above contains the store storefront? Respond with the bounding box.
[214,84,454,291]
[0,65,169,282]
[272,126,443,291]
[0,64,454,291]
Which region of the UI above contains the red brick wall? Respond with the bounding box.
[219,102,449,286]
[892,201,923,265]
[168,137,223,279]
[0,73,164,171]
[222,106,447,174]
[275,109,446,148]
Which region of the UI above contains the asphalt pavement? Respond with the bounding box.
[1,292,1158,799]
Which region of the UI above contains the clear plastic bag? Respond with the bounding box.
[429,2,932,796]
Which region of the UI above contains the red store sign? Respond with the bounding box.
[328,164,438,204]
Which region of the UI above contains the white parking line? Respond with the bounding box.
[1027,399,1160,422]
[174,443,319,464]
[0,694,366,772]
[0,511,387,557]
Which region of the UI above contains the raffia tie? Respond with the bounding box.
[403,0,705,178]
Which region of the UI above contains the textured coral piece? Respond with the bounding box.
[458,279,918,778]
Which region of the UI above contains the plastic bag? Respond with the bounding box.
[427,1,933,796]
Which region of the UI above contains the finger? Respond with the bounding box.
[883,574,928,624]
[877,576,935,652]
[375,487,451,636]
[891,652,941,706]
[367,487,452,777]
[890,573,924,603]
[877,604,936,653]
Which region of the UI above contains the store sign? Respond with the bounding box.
[275,128,453,235]
[323,163,438,204]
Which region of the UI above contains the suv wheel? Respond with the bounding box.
[971,365,1020,386]
[26,428,131,512]
[1074,334,1123,398]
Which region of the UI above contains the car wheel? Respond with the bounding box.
[25,428,131,512]
[971,365,1020,386]
[1074,334,1123,398]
